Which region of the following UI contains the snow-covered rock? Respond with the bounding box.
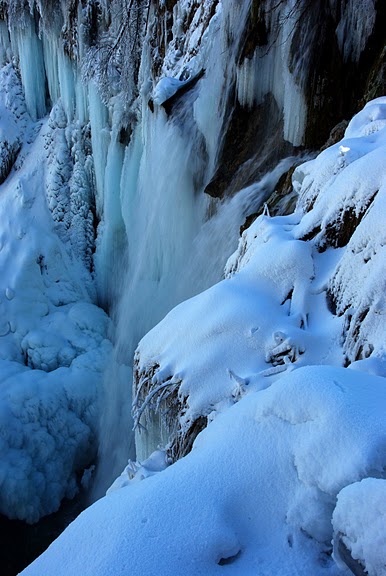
[132,97,386,472]
[295,97,386,364]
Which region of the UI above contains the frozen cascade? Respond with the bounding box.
[9,17,47,121]
[236,0,307,146]
[92,89,209,495]
[91,0,260,493]
[92,102,296,492]
[88,82,110,217]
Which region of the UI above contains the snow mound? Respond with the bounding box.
[153,76,192,105]
[333,478,386,576]
[22,366,386,575]
[0,356,105,523]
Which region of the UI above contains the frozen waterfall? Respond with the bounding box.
[0,0,312,498]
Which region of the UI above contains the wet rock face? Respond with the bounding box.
[289,0,344,148]
[319,193,377,252]
[363,44,386,105]
[295,0,386,148]
[205,93,292,198]
[239,164,300,235]
[320,120,349,152]
[238,0,269,61]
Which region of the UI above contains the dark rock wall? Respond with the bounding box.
[204,0,386,198]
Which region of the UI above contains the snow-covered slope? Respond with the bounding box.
[22,98,386,575]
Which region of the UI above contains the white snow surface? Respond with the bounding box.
[133,101,386,454]
[134,209,342,442]
[153,76,192,105]
[295,97,386,363]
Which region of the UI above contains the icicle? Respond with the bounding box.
[263,203,271,217]
[9,17,47,121]
[88,82,110,214]
[228,369,249,388]
[235,0,307,146]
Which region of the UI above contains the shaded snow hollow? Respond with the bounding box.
[23,100,386,574]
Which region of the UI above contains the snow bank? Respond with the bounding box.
[131,104,386,469]
[134,205,342,460]
[22,366,386,575]
[134,97,386,459]
[333,478,386,576]
[122,96,386,574]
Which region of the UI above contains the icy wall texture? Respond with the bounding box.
[0,0,384,521]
